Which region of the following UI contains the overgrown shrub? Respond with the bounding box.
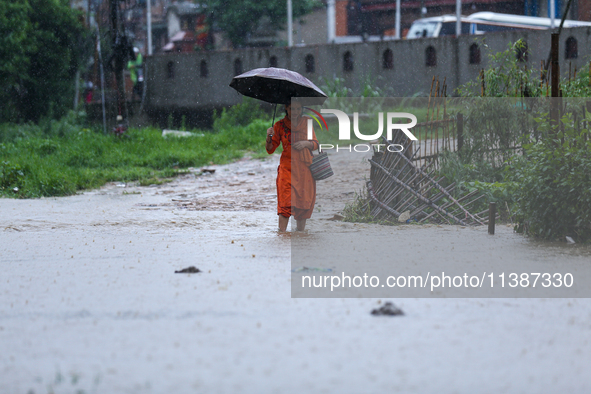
[0,0,91,123]
[437,150,513,215]
[457,40,541,98]
[213,97,267,131]
[510,113,591,241]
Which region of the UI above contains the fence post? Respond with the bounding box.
[457,113,464,154]
[488,202,496,235]
[550,33,560,134]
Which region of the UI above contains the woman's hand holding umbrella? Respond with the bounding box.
[265,127,274,152]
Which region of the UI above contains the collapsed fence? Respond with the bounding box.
[360,96,591,226]
[365,131,493,226]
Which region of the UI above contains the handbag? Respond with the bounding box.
[309,149,333,180]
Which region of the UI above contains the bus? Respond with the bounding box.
[467,12,591,34]
[406,12,591,39]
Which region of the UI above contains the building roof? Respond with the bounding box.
[166,2,205,17]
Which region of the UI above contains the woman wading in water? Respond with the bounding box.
[266,100,319,231]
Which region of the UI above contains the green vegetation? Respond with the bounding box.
[510,113,591,240]
[457,40,540,98]
[0,0,90,123]
[437,41,591,241]
[0,103,270,198]
[342,42,591,242]
[457,39,591,98]
[205,0,320,47]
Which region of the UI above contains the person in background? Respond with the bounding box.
[127,47,143,100]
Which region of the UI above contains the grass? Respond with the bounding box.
[0,116,271,198]
[0,98,440,200]
[341,190,399,225]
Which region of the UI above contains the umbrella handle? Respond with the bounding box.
[270,104,277,136]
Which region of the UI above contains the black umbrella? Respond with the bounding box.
[230,67,328,128]
[229,67,328,106]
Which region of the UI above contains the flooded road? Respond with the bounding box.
[1,151,591,393]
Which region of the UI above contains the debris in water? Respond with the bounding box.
[327,214,344,221]
[162,129,203,138]
[175,266,201,274]
[201,168,216,174]
[291,267,333,273]
[398,211,410,223]
[371,302,404,316]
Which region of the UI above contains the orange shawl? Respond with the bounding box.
[267,115,319,214]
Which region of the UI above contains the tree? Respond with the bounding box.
[0,0,90,123]
[205,0,321,47]
[0,1,34,121]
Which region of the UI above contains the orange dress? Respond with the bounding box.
[267,116,319,220]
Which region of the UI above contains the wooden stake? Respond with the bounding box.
[488,202,496,235]
[480,69,485,96]
[540,60,544,92]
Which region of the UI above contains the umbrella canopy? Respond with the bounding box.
[229,67,328,106]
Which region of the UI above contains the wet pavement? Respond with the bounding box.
[1,151,591,393]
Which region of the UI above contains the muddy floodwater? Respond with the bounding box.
[1,151,591,393]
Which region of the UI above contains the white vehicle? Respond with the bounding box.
[406,12,591,39]
[406,15,470,39]
[467,12,591,34]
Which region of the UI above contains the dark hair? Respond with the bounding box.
[284,99,303,115]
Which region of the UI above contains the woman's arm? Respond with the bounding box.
[292,140,316,151]
[266,125,280,154]
[292,119,319,151]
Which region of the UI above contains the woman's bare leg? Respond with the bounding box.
[278,215,289,232]
[296,218,307,231]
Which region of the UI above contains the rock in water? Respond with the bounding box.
[175,266,201,273]
[371,302,404,316]
[398,211,410,223]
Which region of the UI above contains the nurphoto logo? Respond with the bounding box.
[305,108,418,153]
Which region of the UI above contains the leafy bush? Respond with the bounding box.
[213,97,267,131]
[437,150,513,216]
[510,114,591,241]
[457,40,541,98]
[453,98,534,168]
[0,110,87,143]
[0,161,25,191]
[319,76,352,98]
[0,0,91,122]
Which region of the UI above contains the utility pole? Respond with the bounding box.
[147,0,152,55]
[327,0,336,43]
[456,0,462,36]
[395,0,401,39]
[110,0,130,122]
[287,0,293,47]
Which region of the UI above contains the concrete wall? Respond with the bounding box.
[145,26,591,116]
